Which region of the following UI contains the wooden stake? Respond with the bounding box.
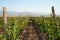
[3,7,7,34]
[51,6,57,40]
[51,6,56,25]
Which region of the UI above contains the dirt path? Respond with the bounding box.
[20,19,48,40]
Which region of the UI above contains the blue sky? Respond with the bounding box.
[0,0,60,15]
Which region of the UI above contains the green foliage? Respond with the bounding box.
[0,17,60,40]
[34,16,60,40]
[0,17,3,29]
[0,17,29,40]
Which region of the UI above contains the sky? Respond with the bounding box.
[0,0,60,15]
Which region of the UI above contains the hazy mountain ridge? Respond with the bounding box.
[0,11,60,17]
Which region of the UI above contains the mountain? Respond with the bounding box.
[0,11,19,16]
[1,11,60,17]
